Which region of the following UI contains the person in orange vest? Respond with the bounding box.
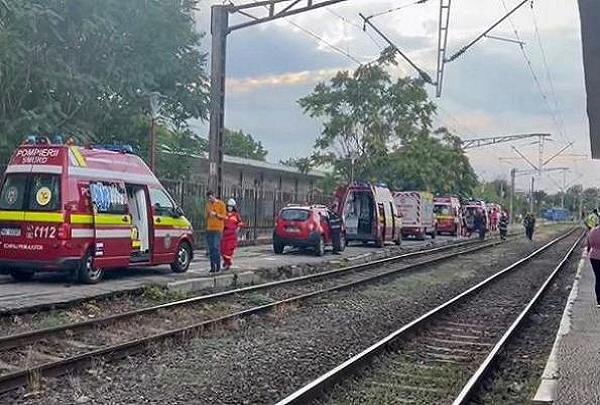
[205,191,226,273]
[221,199,244,271]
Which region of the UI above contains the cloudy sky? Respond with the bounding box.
[194,0,597,193]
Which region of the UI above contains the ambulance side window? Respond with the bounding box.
[150,189,174,216]
[0,174,27,210]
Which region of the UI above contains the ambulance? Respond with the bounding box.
[433,196,462,236]
[0,136,194,283]
[333,182,402,247]
[394,191,437,240]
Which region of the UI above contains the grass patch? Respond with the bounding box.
[142,284,188,303]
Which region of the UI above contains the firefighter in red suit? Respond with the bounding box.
[221,199,244,271]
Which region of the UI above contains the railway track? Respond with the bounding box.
[275,228,583,405]
[0,234,519,393]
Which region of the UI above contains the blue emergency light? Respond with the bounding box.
[92,144,136,154]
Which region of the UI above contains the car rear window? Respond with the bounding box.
[0,173,61,212]
[280,209,310,221]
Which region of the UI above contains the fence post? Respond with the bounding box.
[253,188,259,242]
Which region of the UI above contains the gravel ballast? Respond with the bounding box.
[3,226,574,404]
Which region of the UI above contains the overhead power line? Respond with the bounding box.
[446,0,530,62]
[366,0,432,20]
[529,2,569,143]
[359,12,434,84]
[242,0,365,65]
[497,0,569,146]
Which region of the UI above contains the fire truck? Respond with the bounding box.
[0,136,194,283]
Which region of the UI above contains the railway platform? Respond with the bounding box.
[535,252,600,404]
[0,236,454,314]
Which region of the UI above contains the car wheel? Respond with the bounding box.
[171,242,192,273]
[78,251,103,284]
[315,236,325,256]
[273,240,285,254]
[10,270,35,282]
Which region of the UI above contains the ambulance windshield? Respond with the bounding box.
[434,204,451,215]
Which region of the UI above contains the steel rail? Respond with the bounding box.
[0,236,509,351]
[452,231,585,404]
[0,234,521,393]
[274,228,580,405]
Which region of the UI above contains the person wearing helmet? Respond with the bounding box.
[220,198,245,271]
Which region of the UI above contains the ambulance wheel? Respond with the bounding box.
[172,242,192,273]
[10,270,35,282]
[79,252,103,284]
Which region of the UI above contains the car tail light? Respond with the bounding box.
[58,223,71,240]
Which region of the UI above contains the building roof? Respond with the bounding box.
[159,145,327,178]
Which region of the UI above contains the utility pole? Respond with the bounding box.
[510,168,515,223]
[530,176,535,214]
[208,0,350,197]
[148,92,161,172]
[435,0,452,97]
[208,6,229,196]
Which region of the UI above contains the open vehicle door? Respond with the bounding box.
[89,181,132,272]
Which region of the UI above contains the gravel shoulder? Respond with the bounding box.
[4,225,573,405]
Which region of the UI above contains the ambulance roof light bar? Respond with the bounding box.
[91,144,136,154]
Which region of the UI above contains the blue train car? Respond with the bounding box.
[543,208,570,222]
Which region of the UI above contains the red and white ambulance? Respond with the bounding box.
[0,137,194,283]
[394,191,437,240]
[433,196,462,236]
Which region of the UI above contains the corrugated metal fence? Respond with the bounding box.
[161,179,329,247]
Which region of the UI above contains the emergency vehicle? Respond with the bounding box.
[433,196,462,236]
[0,137,194,283]
[333,182,401,247]
[462,200,489,234]
[394,191,437,240]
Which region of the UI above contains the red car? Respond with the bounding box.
[273,205,346,256]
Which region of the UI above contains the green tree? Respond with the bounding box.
[298,54,435,183]
[298,55,476,195]
[222,129,268,161]
[0,0,209,151]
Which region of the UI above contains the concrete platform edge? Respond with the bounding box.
[533,252,586,403]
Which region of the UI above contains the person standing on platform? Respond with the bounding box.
[221,199,244,271]
[585,209,600,230]
[523,213,536,241]
[586,224,600,307]
[205,191,226,273]
[474,209,486,241]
